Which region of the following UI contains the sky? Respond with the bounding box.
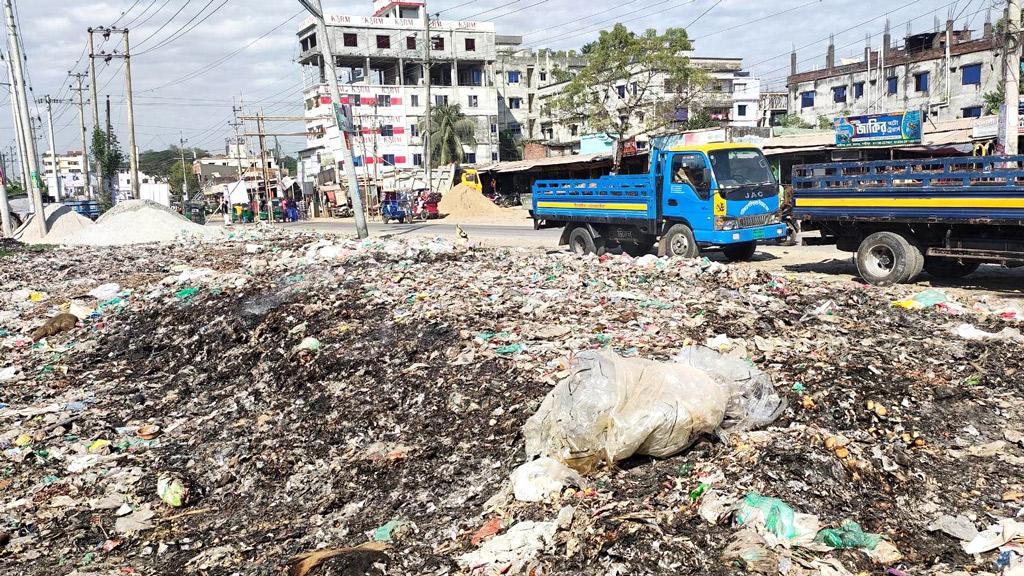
[0,0,998,160]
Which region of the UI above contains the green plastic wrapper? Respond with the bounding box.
[814,520,881,550]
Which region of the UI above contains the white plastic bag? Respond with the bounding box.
[523,348,783,472]
[510,457,584,502]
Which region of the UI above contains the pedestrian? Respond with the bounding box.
[222,198,231,226]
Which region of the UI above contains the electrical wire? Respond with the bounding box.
[683,0,722,29]
[133,0,194,49]
[135,0,231,56]
[112,0,144,25]
[132,0,173,29]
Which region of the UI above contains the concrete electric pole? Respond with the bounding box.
[179,133,189,206]
[4,53,31,197]
[423,8,433,191]
[4,0,45,237]
[69,72,94,198]
[37,95,73,200]
[299,0,368,239]
[1004,0,1021,155]
[89,27,140,199]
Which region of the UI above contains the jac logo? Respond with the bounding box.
[739,189,767,199]
[740,200,770,215]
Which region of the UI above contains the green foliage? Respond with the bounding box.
[553,23,704,170]
[982,81,1024,115]
[168,160,200,204]
[139,147,209,179]
[92,126,123,212]
[280,155,298,174]
[680,109,720,131]
[774,114,814,128]
[499,130,523,161]
[419,104,478,167]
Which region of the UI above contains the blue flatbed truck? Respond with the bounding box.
[793,155,1024,286]
[531,143,788,259]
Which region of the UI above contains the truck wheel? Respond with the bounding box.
[568,226,605,256]
[905,240,925,283]
[660,224,699,258]
[924,257,980,279]
[856,231,916,286]
[723,241,757,262]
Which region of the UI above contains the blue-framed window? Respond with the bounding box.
[962,64,981,85]
[852,82,864,98]
[507,70,520,84]
[914,72,929,93]
[800,91,814,108]
[413,153,422,166]
[352,156,363,167]
[616,85,626,98]
[962,106,982,118]
[382,154,395,165]
[832,85,846,103]
[466,152,476,163]
[887,76,898,95]
[508,97,521,109]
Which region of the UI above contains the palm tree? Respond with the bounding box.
[419,104,478,166]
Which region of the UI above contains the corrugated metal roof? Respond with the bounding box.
[475,152,613,173]
[762,116,986,155]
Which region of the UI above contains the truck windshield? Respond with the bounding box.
[708,149,775,188]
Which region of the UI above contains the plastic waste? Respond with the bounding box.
[953,323,1023,342]
[293,337,321,354]
[174,287,200,299]
[928,514,979,542]
[510,457,585,502]
[962,519,1024,555]
[87,283,121,300]
[815,520,881,550]
[893,289,949,310]
[371,519,412,542]
[458,521,556,573]
[523,348,784,472]
[734,492,820,544]
[157,474,190,507]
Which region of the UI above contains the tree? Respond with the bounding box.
[280,155,298,175]
[982,81,1024,115]
[139,147,210,180]
[774,114,814,129]
[553,24,705,172]
[499,130,523,161]
[168,159,200,205]
[91,126,124,212]
[419,103,478,166]
[680,109,720,131]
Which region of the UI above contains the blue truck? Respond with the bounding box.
[793,155,1024,286]
[531,143,788,259]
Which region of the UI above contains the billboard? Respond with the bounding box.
[834,111,922,148]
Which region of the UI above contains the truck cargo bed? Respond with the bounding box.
[532,175,656,232]
[792,156,1024,225]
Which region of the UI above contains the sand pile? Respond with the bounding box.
[438,183,516,220]
[57,199,222,246]
[15,204,96,244]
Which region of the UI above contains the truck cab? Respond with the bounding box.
[532,143,787,259]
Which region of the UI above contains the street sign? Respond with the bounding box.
[834,111,922,148]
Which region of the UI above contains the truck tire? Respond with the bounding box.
[568,226,605,256]
[905,240,925,283]
[855,231,916,286]
[723,241,757,262]
[660,224,699,258]
[924,257,980,279]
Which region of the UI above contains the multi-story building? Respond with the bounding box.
[530,56,764,154]
[41,150,88,198]
[787,17,999,124]
[296,0,500,184]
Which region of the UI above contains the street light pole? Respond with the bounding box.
[300,0,368,239]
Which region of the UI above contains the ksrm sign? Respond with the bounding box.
[834,111,923,148]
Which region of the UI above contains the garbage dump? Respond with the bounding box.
[1,230,1023,575]
[522,348,784,472]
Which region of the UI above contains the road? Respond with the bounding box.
[280,219,561,248]
[275,218,1024,297]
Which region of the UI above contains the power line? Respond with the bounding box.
[132,0,173,29]
[135,0,231,56]
[133,0,194,49]
[692,0,822,41]
[124,0,160,27]
[517,0,699,50]
[683,0,722,29]
[112,0,144,25]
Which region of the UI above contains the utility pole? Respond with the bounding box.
[179,132,189,207]
[37,95,72,200]
[89,27,138,198]
[0,139,10,236]
[4,0,45,237]
[69,72,94,198]
[300,0,368,239]
[1004,0,1021,155]
[256,108,273,223]
[422,7,433,191]
[87,28,100,129]
[5,54,30,194]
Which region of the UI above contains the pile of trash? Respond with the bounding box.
[1,232,1023,575]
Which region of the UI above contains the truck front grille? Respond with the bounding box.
[736,213,775,228]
